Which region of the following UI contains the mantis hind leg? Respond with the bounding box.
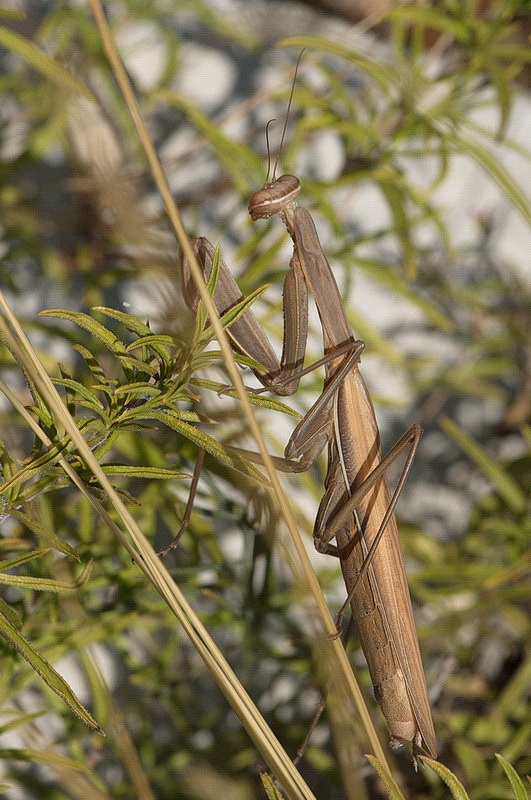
[314,424,422,630]
[157,449,205,556]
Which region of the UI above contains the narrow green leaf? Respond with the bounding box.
[206,243,222,296]
[354,257,454,332]
[40,310,128,355]
[71,345,108,383]
[379,181,416,277]
[440,416,526,513]
[0,560,92,593]
[155,90,262,193]
[190,348,269,375]
[0,710,46,735]
[495,754,529,800]
[126,333,176,349]
[160,409,204,424]
[490,45,531,64]
[365,755,406,800]
[0,597,22,631]
[145,410,271,486]
[191,379,302,419]
[100,465,191,480]
[113,382,164,399]
[10,510,80,559]
[449,135,531,225]
[279,36,392,91]
[260,770,286,800]
[199,284,271,352]
[0,613,104,735]
[92,306,153,336]
[0,447,65,496]
[420,756,471,800]
[0,747,93,773]
[220,284,270,331]
[388,6,470,41]
[116,354,161,374]
[0,27,94,100]
[52,377,106,411]
[485,57,511,136]
[125,335,174,365]
[0,9,26,19]
[191,246,217,339]
[0,549,51,572]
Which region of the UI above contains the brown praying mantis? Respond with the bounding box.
[176,74,437,761]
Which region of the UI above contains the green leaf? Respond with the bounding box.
[0,559,92,593]
[71,345,109,384]
[491,45,531,65]
[144,410,271,486]
[91,307,154,337]
[0,9,26,20]
[0,549,51,572]
[440,416,526,513]
[10,510,80,559]
[191,379,302,419]
[199,285,272,355]
[420,757,471,800]
[116,354,161,375]
[0,27,94,100]
[365,755,406,799]
[388,6,470,41]
[279,36,392,91]
[125,335,174,364]
[155,90,262,193]
[387,202,416,276]
[205,242,222,296]
[113,382,165,400]
[495,754,530,800]
[100,465,191,480]
[260,770,286,800]
[1,447,66,497]
[353,258,454,333]
[0,597,22,631]
[0,710,45,736]
[40,310,128,355]
[0,747,93,773]
[0,612,104,735]
[449,134,531,225]
[52,377,106,412]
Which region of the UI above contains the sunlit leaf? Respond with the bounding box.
[0,747,94,773]
[155,90,262,193]
[0,613,104,735]
[420,757,471,800]
[9,511,80,559]
[0,559,92,592]
[144,409,271,485]
[440,416,526,513]
[495,754,529,800]
[279,36,392,90]
[0,27,94,99]
[365,755,407,800]
[41,310,128,355]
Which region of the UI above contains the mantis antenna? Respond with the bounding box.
[269,49,305,183]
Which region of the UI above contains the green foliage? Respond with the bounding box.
[0,1,529,799]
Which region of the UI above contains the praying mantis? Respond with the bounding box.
[177,80,437,762]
